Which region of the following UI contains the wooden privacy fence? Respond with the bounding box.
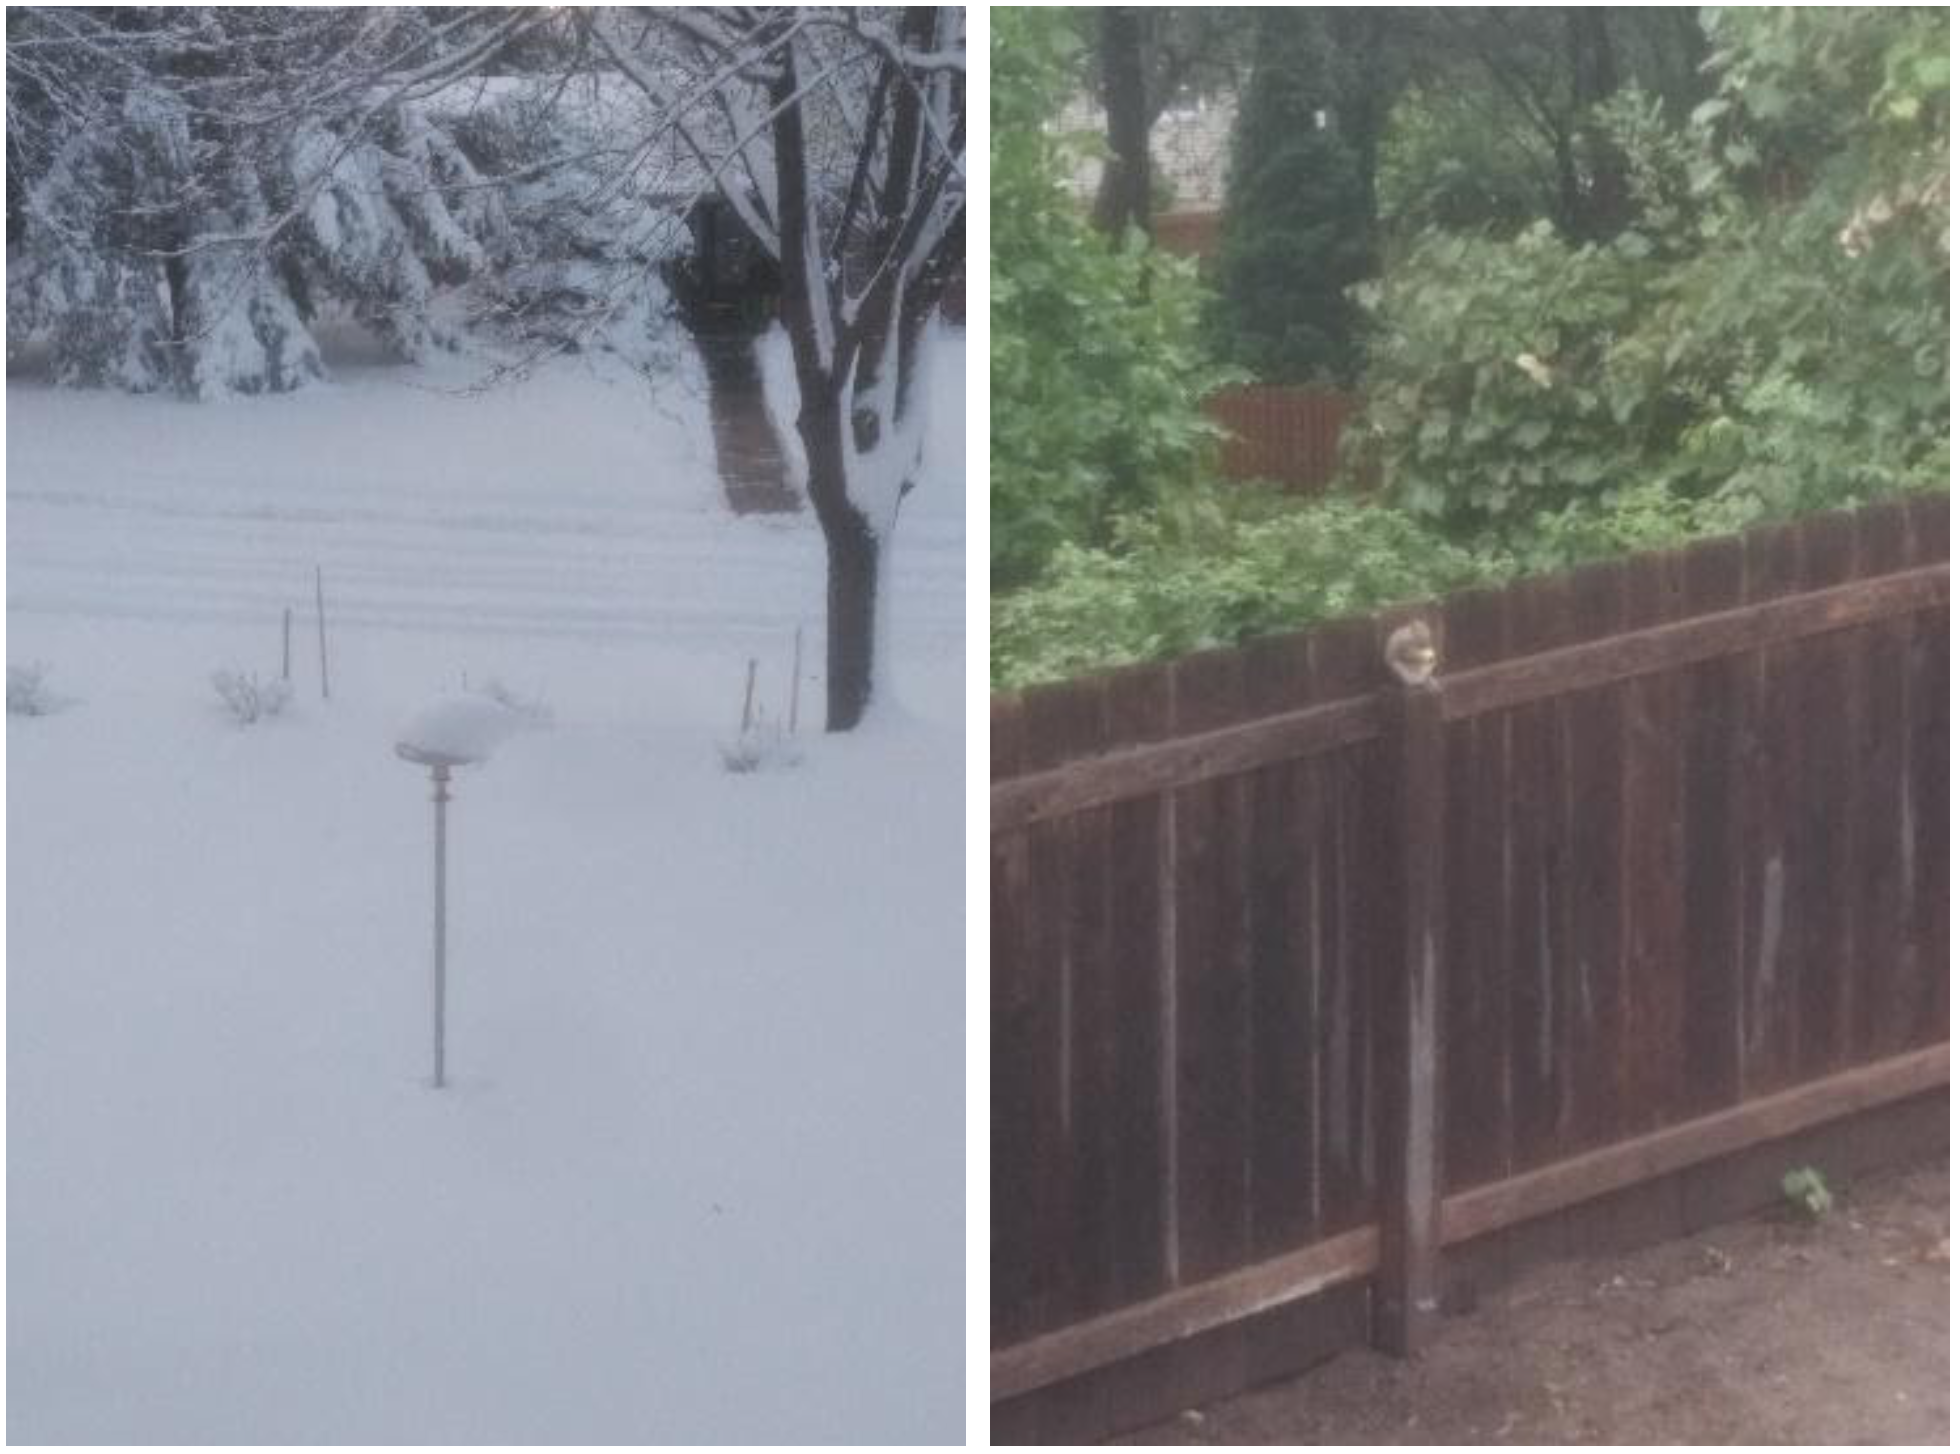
[1153,208,1223,260]
[1204,384,1356,492]
[991,494,1949,1429]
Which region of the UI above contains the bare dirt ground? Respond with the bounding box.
[1122,1158,1948,1446]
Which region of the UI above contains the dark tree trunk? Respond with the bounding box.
[796,395,880,731]
[819,497,880,732]
[1092,7,1154,239]
[1566,6,1630,241]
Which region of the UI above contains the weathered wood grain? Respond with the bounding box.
[991,499,1949,1401]
[1440,564,1945,721]
[1375,663,1445,1355]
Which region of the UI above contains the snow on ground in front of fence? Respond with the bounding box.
[5,331,965,1445]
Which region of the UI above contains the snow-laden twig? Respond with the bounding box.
[8,663,65,717]
[211,669,293,726]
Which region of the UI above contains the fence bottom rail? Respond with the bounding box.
[991,1042,1948,1404]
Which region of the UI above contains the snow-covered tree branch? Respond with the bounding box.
[581,6,965,730]
[6,5,965,731]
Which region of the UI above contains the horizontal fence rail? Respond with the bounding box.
[992,494,1950,1424]
[992,562,1948,829]
[995,1043,1948,1402]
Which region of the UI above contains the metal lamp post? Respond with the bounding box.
[394,743,469,1087]
[395,695,520,1090]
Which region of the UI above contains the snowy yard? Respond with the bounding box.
[7,333,966,1443]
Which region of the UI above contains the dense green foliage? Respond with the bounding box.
[1376,83,1548,240]
[1211,10,1377,384]
[1353,6,1948,552]
[991,488,1498,690]
[992,7,1948,694]
[1353,223,1667,538]
[990,8,1230,589]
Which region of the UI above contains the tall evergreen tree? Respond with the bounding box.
[1213,9,1378,385]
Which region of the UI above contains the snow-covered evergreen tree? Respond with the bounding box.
[5,7,541,396]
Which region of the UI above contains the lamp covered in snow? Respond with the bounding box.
[395,695,521,1089]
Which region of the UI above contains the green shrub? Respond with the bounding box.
[991,489,1501,691]
[1351,223,1669,542]
[990,9,1233,590]
[1352,27,1947,554]
[1377,84,1549,241]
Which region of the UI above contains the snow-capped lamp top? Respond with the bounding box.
[394,694,523,769]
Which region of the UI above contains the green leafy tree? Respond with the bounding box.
[1353,8,1947,550]
[991,7,1229,588]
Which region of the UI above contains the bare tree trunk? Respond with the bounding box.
[819,499,880,731]
[796,394,880,730]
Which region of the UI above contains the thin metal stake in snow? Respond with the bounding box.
[431,763,450,1089]
[789,626,803,735]
[315,566,330,701]
[282,607,292,681]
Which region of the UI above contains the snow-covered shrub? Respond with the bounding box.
[717,714,802,775]
[211,670,292,725]
[8,663,63,717]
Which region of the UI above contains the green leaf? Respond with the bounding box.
[1689,97,1732,129]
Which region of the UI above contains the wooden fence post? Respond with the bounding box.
[1375,617,1446,1355]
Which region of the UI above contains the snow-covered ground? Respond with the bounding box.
[6,332,966,1443]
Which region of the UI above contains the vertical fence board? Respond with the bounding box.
[1904,498,1949,1044]
[992,701,1035,1344]
[1564,559,1630,1148]
[1902,492,1948,568]
[1241,636,1321,1258]
[1680,536,1747,1115]
[1621,549,1690,1133]
[1101,664,1176,1311]
[1799,513,1863,1076]
[1022,679,1107,1330]
[1851,505,1911,1060]
[1062,684,1121,1317]
[992,697,1032,1343]
[1437,586,1511,1190]
[1171,649,1254,1288]
[1504,573,1577,1170]
[1316,617,1388,1232]
[1740,523,1804,1094]
[991,867,1034,1343]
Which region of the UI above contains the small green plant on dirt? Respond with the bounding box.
[1781,1165,1835,1221]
